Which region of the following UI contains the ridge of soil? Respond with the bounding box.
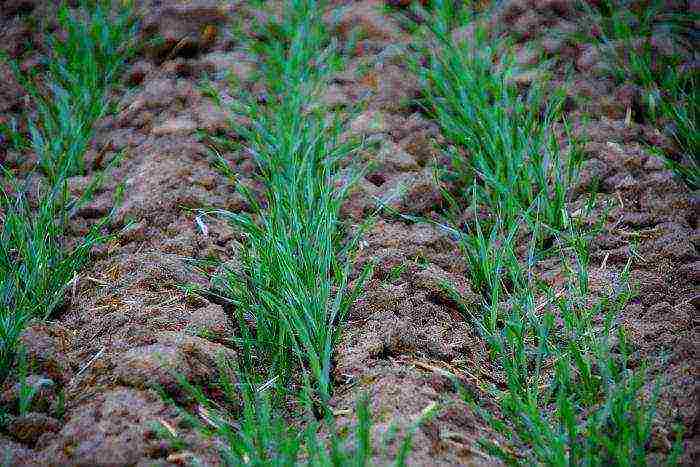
[0,0,697,465]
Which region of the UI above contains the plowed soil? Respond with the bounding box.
[0,0,697,465]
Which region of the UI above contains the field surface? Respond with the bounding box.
[0,0,697,465]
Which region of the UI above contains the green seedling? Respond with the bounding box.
[16,349,38,415]
[0,177,113,380]
[1,0,137,182]
[161,357,433,466]
[409,0,581,234]
[166,1,431,463]
[0,0,137,381]
[387,263,407,282]
[467,209,669,465]
[404,1,675,463]
[206,0,371,405]
[577,0,698,188]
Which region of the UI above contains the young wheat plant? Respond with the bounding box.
[0,0,136,380]
[410,0,581,234]
[206,0,369,407]
[575,0,699,189]
[407,1,679,463]
[1,0,137,181]
[162,360,433,466]
[167,1,433,462]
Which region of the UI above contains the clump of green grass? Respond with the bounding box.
[459,208,685,465]
[410,0,582,234]
[1,0,137,182]
[171,1,435,462]
[205,0,371,405]
[161,360,434,466]
[406,1,680,463]
[0,0,136,380]
[577,0,693,112]
[660,81,698,189]
[443,188,674,463]
[437,188,521,302]
[575,0,698,189]
[0,177,113,379]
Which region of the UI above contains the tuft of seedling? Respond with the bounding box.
[204,0,371,405]
[1,0,137,181]
[575,0,699,189]
[409,0,582,235]
[660,81,698,189]
[456,201,685,465]
[0,0,136,380]
[0,178,113,379]
[407,1,680,463]
[162,360,434,466]
[166,1,437,463]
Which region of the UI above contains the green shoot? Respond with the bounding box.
[0,176,112,380]
[659,80,698,189]
[577,0,698,188]
[163,360,433,466]
[207,0,370,404]
[0,0,137,181]
[16,349,38,415]
[463,209,670,465]
[410,0,581,234]
[0,0,137,380]
[406,1,676,463]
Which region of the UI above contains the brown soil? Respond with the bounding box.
[0,0,697,465]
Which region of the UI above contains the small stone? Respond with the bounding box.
[380,168,443,215]
[133,78,177,111]
[499,0,528,22]
[644,154,667,171]
[614,173,637,190]
[184,293,210,308]
[646,301,671,317]
[384,0,413,7]
[328,1,399,41]
[451,24,476,44]
[7,413,61,444]
[1,0,37,16]
[510,10,545,41]
[161,58,195,77]
[350,111,388,135]
[533,0,573,15]
[141,1,229,60]
[399,130,438,167]
[511,69,543,87]
[341,176,380,219]
[412,265,479,310]
[152,117,198,136]
[187,304,231,340]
